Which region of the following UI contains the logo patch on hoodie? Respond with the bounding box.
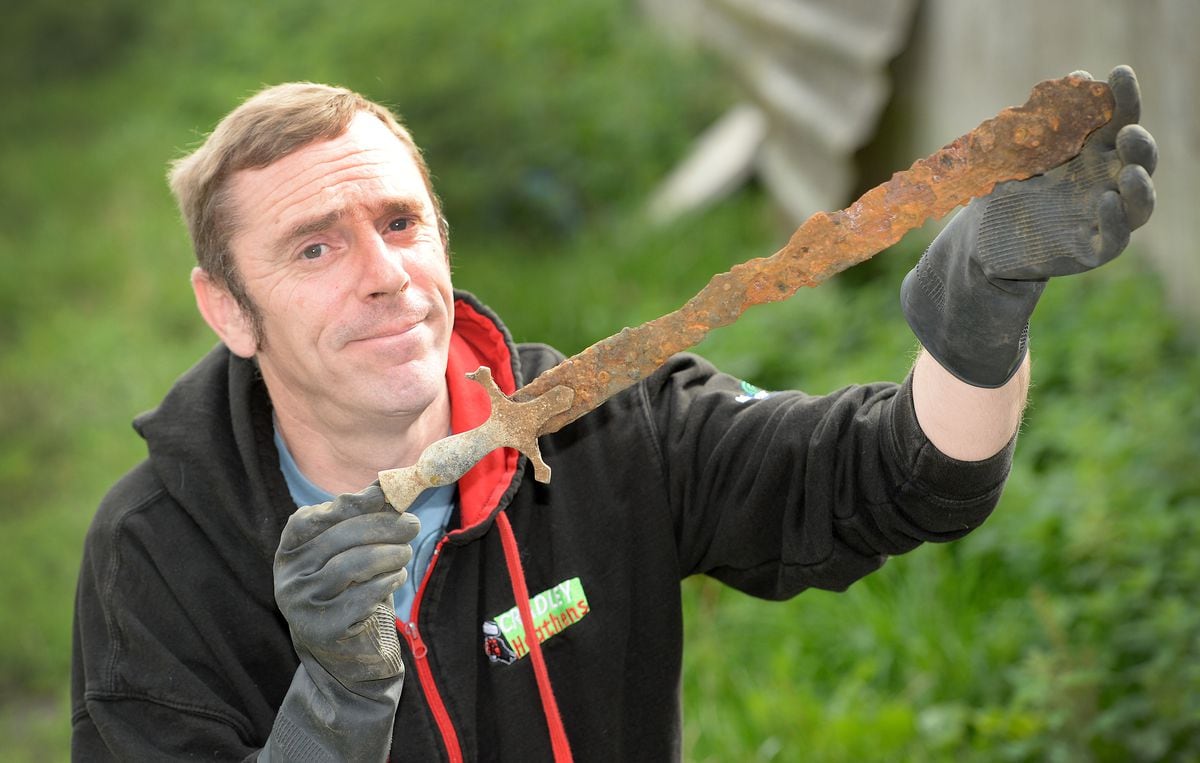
[483,577,590,664]
[735,379,773,403]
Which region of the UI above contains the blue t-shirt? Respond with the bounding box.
[273,425,454,622]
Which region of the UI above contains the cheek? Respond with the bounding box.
[414,247,453,290]
[262,278,347,346]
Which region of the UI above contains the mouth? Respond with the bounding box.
[341,304,432,348]
[353,320,421,343]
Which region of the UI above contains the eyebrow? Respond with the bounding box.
[276,209,343,254]
[273,198,425,255]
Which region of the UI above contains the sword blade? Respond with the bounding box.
[514,75,1113,433]
[380,75,1113,508]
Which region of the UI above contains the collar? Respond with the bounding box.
[445,294,522,530]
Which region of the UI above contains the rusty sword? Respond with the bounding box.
[379,74,1114,510]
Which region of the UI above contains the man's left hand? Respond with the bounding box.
[901,65,1157,388]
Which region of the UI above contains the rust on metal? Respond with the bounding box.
[379,367,573,508]
[381,75,1113,509]
[513,75,1113,433]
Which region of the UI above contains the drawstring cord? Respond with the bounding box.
[495,511,575,763]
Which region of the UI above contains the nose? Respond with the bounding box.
[357,232,411,299]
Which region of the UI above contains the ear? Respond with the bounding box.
[192,267,258,358]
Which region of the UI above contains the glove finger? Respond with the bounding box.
[280,484,401,549]
[287,546,410,609]
[1118,163,1156,230]
[319,541,415,590]
[327,572,409,635]
[1095,65,1141,145]
[1116,123,1158,176]
[1068,69,1094,80]
[297,509,421,558]
[1093,189,1132,265]
[291,569,408,643]
[278,514,421,586]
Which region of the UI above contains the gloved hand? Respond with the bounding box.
[262,484,421,763]
[901,65,1157,387]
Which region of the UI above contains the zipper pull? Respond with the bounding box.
[405,621,429,659]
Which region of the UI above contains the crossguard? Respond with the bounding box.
[378,367,574,512]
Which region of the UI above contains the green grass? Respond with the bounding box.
[677,256,1200,762]
[3,2,1199,760]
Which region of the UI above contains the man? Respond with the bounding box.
[72,67,1155,760]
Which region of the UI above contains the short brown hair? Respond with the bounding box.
[168,82,447,342]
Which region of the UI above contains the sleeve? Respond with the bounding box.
[641,354,1013,598]
[71,477,293,761]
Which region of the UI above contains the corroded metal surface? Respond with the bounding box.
[381,75,1112,507]
[379,367,573,508]
[515,74,1113,432]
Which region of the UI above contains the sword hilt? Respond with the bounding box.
[378,367,573,511]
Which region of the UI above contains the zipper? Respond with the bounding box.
[399,541,464,763]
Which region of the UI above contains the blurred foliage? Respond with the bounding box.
[2,1,1197,761]
[0,0,147,91]
[680,253,1200,762]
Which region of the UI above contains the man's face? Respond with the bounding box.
[220,112,454,427]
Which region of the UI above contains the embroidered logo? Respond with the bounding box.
[483,577,590,664]
[735,379,773,403]
[482,620,517,664]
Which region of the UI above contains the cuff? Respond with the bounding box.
[888,372,1015,533]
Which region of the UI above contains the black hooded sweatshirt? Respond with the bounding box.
[72,292,1013,761]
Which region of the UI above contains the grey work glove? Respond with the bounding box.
[901,65,1157,387]
[262,484,420,763]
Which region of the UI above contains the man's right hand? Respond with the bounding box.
[275,484,419,685]
[263,485,420,762]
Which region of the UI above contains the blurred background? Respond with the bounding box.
[2,1,1197,760]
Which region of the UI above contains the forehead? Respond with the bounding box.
[227,112,432,240]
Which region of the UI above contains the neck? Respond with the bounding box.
[270,388,451,495]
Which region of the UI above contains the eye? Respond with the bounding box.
[387,217,412,232]
[300,243,328,260]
